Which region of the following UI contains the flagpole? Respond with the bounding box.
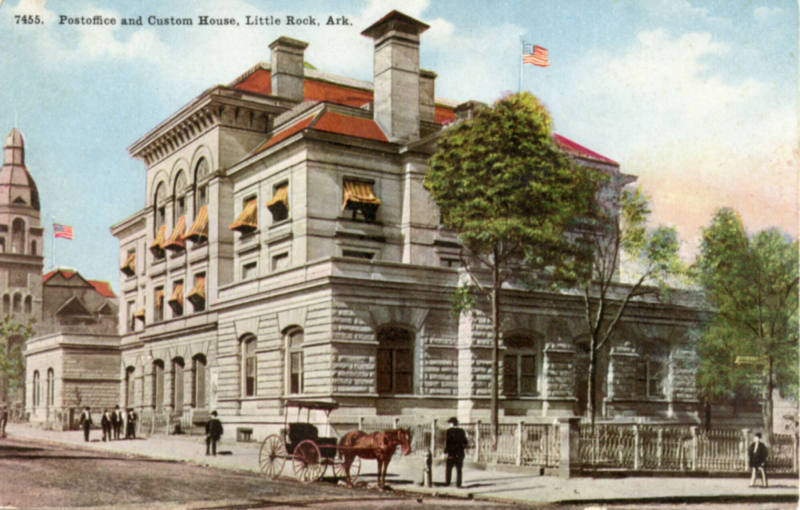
[519,37,524,92]
[50,216,56,271]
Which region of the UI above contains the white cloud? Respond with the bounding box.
[754,5,783,23]
[641,0,729,24]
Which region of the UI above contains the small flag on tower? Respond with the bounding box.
[523,45,550,67]
[54,223,73,240]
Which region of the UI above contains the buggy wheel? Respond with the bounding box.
[258,434,286,479]
[334,453,361,484]
[292,439,324,483]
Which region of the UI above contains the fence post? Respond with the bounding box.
[516,421,523,466]
[393,416,400,429]
[741,428,750,472]
[690,426,698,471]
[557,417,580,478]
[430,418,437,455]
[657,427,663,469]
[474,420,481,463]
[358,416,364,431]
[633,424,639,470]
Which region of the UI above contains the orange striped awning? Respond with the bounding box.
[183,205,208,243]
[150,224,167,257]
[120,252,136,276]
[342,181,381,210]
[186,277,206,309]
[229,199,258,233]
[164,216,186,251]
[167,283,184,314]
[266,184,288,211]
[133,308,145,321]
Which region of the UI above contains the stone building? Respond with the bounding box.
[111,10,703,438]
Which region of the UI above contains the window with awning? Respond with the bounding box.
[164,215,186,252]
[342,180,380,221]
[120,252,136,277]
[154,288,164,322]
[267,184,289,222]
[150,224,166,258]
[168,282,184,316]
[133,308,145,322]
[229,198,258,233]
[183,204,208,243]
[187,276,205,311]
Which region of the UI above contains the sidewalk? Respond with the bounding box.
[6,423,799,507]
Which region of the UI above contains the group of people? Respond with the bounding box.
[78,405,138,442]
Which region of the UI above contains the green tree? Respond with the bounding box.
[694,208,798,435]
[424,92,596,438]
[0,317,35,405]
[573,186,684,429]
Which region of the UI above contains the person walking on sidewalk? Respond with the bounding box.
[125,408,138,439]
[101,409,112,442]
[205,410,223,456]
[79,407,93,442]
[748,432,769,487]
[444,417,468,488]
[111,405,123,440]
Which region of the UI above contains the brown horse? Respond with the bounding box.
[338,428,412,489]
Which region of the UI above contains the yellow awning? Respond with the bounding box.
[342,180,381,209]
[164,215,186,251]
[120,252,136,276]
[133,308,145,321]
[266,184,289,214]
[183,205,208,242]
[187,277,206,309]
[155,290,164,309]
[150,225,167,257]
[168,283,184,314]
[229,199,258,233]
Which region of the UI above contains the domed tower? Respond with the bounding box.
[0,128,43,407]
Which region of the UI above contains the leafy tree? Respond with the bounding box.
[694,208,798,434]
[571,186,685,429]
[424,92,596,438]
[0,317,35,406]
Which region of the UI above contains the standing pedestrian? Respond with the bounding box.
[443,417,469,488]
[79,407,93,442]
[112,405,122,440]
[748,432,769,487]
[205,410,223,456]
[101,409,112,442]
[0,403,7,438]
[126,408,138,439]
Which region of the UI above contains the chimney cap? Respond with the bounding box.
[269,36,309,52]
[361,10,429,39]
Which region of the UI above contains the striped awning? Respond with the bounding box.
[164,216,187,251]
[155,290,164,309]
[229,199,258,233]
[133,308,145,322]
[183,205,208,243]
[266,184,289,215]
[187,276,206,309]
[150,224,167,257]
[168,283,184,314]
[120,252,136,277]
[342,180,381,210]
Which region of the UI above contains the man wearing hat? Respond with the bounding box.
[748,432,769,487]
[444,417,469,487]
[205,410,223,456]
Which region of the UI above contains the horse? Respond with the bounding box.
[338,428,412,489]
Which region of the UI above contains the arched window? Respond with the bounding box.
[12,293,21,313]
[502,333,540,397]
[24,295,32,314]
[241,335,257,397]
[2,295,9,314]
[376,327,413,395]
[285,328,304,394]
[173,171,187,220]
[125,366,135,407]
[46,368,54,407]
[153,182,166,232]
[194,158,210,210]
[172,357,185,410]
[192,354,207,408]
[152,359,164,410]
[11,218,24,254]
[32,370,40,408]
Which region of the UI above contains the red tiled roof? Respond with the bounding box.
[314,111,388,142]
[434,105,456,124]
[256,114,316,153]
[43,269,76,283]
[553,133,617,166]
[89,280,116,298]
[235,68,272,95]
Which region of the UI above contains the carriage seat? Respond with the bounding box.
[287,423,318,452]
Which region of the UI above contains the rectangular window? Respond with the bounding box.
[127,300,136,332]
[242,261,257,280]
[290,352,303,394]
[244,339,257,397]
[271,252,289,272]
[342,250,374,260]
[154,287,164,322]
[503,354,537,396]
[342,179,381,222]
[376,347,412,394]
[503,354,518,397]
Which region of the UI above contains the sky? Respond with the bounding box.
[0,0,796,293]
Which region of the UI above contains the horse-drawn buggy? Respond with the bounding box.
[258,399,412,488]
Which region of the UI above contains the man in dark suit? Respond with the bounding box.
[126,408,138,439]
[101,409,112,442]
[205,410,223,456]
[79,407,93,442]
[444,417,469,488]
[748,432,769,487]
[111,405,122,440]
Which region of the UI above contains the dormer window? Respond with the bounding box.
[342,180,380,221]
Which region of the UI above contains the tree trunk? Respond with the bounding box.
[586,336,598,428]
[491,257,500,445]
[765,356,774,437]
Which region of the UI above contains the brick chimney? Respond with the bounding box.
[269,36,308,102]
[419,69,436,124]
[361,11,429,143]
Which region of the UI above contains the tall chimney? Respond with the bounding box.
[361,11,429,143]
[269,36,308,102]
[419,69,436,124]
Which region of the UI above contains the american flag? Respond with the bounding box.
[54,223,73,240]
[523,45,550,67]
